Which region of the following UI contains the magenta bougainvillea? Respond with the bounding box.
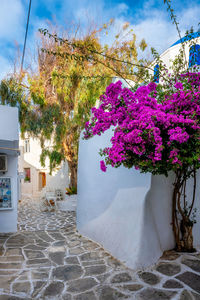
[84,73,200,176]
[84,72,200,251]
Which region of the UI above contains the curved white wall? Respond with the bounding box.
[77,130,173,269]
[77,128,200,270]
[77,130,151,228]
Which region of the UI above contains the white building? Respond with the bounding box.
[18,135,69,200]
[152,31,200,81]
[77,32,200,270]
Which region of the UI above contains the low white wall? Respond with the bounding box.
[77,129,200,270]
[43,161,69,197]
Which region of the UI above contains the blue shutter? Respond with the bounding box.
[154,64,159,83]
[189,44,200,67]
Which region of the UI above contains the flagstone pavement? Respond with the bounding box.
[0,199,200,299]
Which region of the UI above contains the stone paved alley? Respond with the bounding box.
[0,199,200,299]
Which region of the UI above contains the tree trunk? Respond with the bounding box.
[68,161,77,190]
[180,218,194,252]
[172,169,196,252]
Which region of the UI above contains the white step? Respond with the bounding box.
[57,195,77,211]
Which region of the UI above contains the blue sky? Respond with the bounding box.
[0,0,200,78]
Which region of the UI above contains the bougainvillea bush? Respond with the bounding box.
[84,73,200,252]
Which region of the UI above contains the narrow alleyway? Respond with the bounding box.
[0,199,199,299]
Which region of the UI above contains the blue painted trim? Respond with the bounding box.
[170,32,200,48]
[154,64,159,83]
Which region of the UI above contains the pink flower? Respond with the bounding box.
[100,160,107,172]
[168,127,189,143]
[174,82,183,90]
[148,82,157,92]
[83,75,200,174]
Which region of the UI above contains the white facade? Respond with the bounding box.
[77,130,174,269]
[77,34,200,270]
[19,136,50,198]
[0,105,19,233]
[19,136,69,199]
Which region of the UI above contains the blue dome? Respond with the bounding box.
[170,31,200,48]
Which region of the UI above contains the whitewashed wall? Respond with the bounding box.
[77,129,200,270]
[18,150,40,198]
[19,135,51,170]
[19,135,69,198]
[0,105,18,141]
[43,161,69,197]
[19,136,50,198]
[0,105,19,233]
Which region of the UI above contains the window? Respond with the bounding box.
[24,139,30,153]
[154,64,159,83]
[189,44,200,68]
[24,168,31,183]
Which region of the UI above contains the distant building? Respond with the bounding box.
[18,135,69,199]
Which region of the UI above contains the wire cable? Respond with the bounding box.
[21,0,32,72]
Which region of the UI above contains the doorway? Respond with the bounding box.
[39,172,46,191]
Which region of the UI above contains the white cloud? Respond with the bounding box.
[0,0,25,78]
[0,0,25,41]
[1,0,200,79]
[72,1,105,28]
[0,55,13,80]
[99,1,200,61]
[179,5,200,34]
[129,4,200,56]
[133,13,176,53]
[115,3,129,15]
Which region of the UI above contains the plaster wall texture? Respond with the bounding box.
[19,135,51,170]
[77,129,200,270]
[19,160,40,198]
[0,105,19,233]
[0,105,18,141]
[77,130,150,229]
[18,145,42,198]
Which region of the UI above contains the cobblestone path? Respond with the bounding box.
[0,199,200,299]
